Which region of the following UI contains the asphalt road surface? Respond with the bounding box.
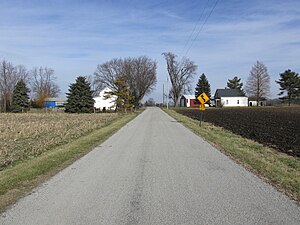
[1,107,299,225]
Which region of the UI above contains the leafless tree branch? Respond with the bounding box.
[0,60,30,112]
[246,61,270,103]
[162,52,197,106]
[31,66,60,101]
[94,56,157,107]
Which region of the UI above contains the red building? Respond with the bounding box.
[180,95,200,108]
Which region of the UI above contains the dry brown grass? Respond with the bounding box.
[0,111,141,211]
[0,112,119,169]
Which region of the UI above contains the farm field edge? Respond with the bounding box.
[164,108,300,203]
[0,110,142,212]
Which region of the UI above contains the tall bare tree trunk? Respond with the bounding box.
[162,52,197,107]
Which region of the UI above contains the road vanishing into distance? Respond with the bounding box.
[1,107,299,225]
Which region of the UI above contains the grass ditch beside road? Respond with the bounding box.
[164,109,300,203]
[0,111,141,212]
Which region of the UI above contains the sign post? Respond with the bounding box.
[197,92,210,126]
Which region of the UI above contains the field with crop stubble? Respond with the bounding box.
[0,112,119,170]
[175,107,300,157]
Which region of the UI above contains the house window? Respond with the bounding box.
[226,100,228,104]
[237,100,239,104]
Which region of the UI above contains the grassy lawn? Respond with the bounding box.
[165,108,300,203]
[0,111,141,211]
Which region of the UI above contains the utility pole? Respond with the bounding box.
[163,84,165,107]
[166,76,169,109]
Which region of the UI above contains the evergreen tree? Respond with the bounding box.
[65,76,95,113]
[276,69,300,106]
[104,78,133,112]
[227,76,245,95]
[195,73,211,104]
[10,80,30,113]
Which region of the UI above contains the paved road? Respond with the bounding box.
[1,107,299,225]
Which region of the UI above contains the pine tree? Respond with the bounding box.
[104,78,133,112]
[65,76,95,113]
[10,80,30,113]
[227,76,245,95]
[276,69,300,106]
[195,73,211,104]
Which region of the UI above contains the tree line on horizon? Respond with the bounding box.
[1,53,299,113]
[0,60,60,112]
[163,52,300,107]
[93,56,157,111]
[0,56,157,113]
[65,55,157,113]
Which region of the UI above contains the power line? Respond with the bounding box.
[179,0,211,58]
[182,0,220,59]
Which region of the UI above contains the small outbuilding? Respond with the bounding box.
[214,89,248,107]
[93,87,117,111]
[44,98,67,108]
[248,97,267,107]
[180,95,200,108]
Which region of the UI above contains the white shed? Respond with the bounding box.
[93,87,117,111]
[214,89,248,107]
[248,97,267,107]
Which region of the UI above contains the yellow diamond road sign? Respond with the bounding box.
[197,92,210,105]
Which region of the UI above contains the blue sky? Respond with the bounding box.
[1,0,300,102]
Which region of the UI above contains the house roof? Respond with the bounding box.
[181,95,195,100]
[214,89,246,98]
[44,98,67,102]
[248,97,267,101]
[99,87,112,92]
[93,87,113,97]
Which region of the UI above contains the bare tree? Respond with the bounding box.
[124,56,157,107]
[162,52,197,106]
[94,56,157,107]
[0,60,17,112]
[31,67,60,105]
[246,61,270,104]
[94,58,123,91]
[144,98,156,106]
[0,60,30,112]
[15,65,30,85]
[84,75,101,96]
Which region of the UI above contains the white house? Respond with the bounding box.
[93,87,117,111]
[214,89,248,107]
